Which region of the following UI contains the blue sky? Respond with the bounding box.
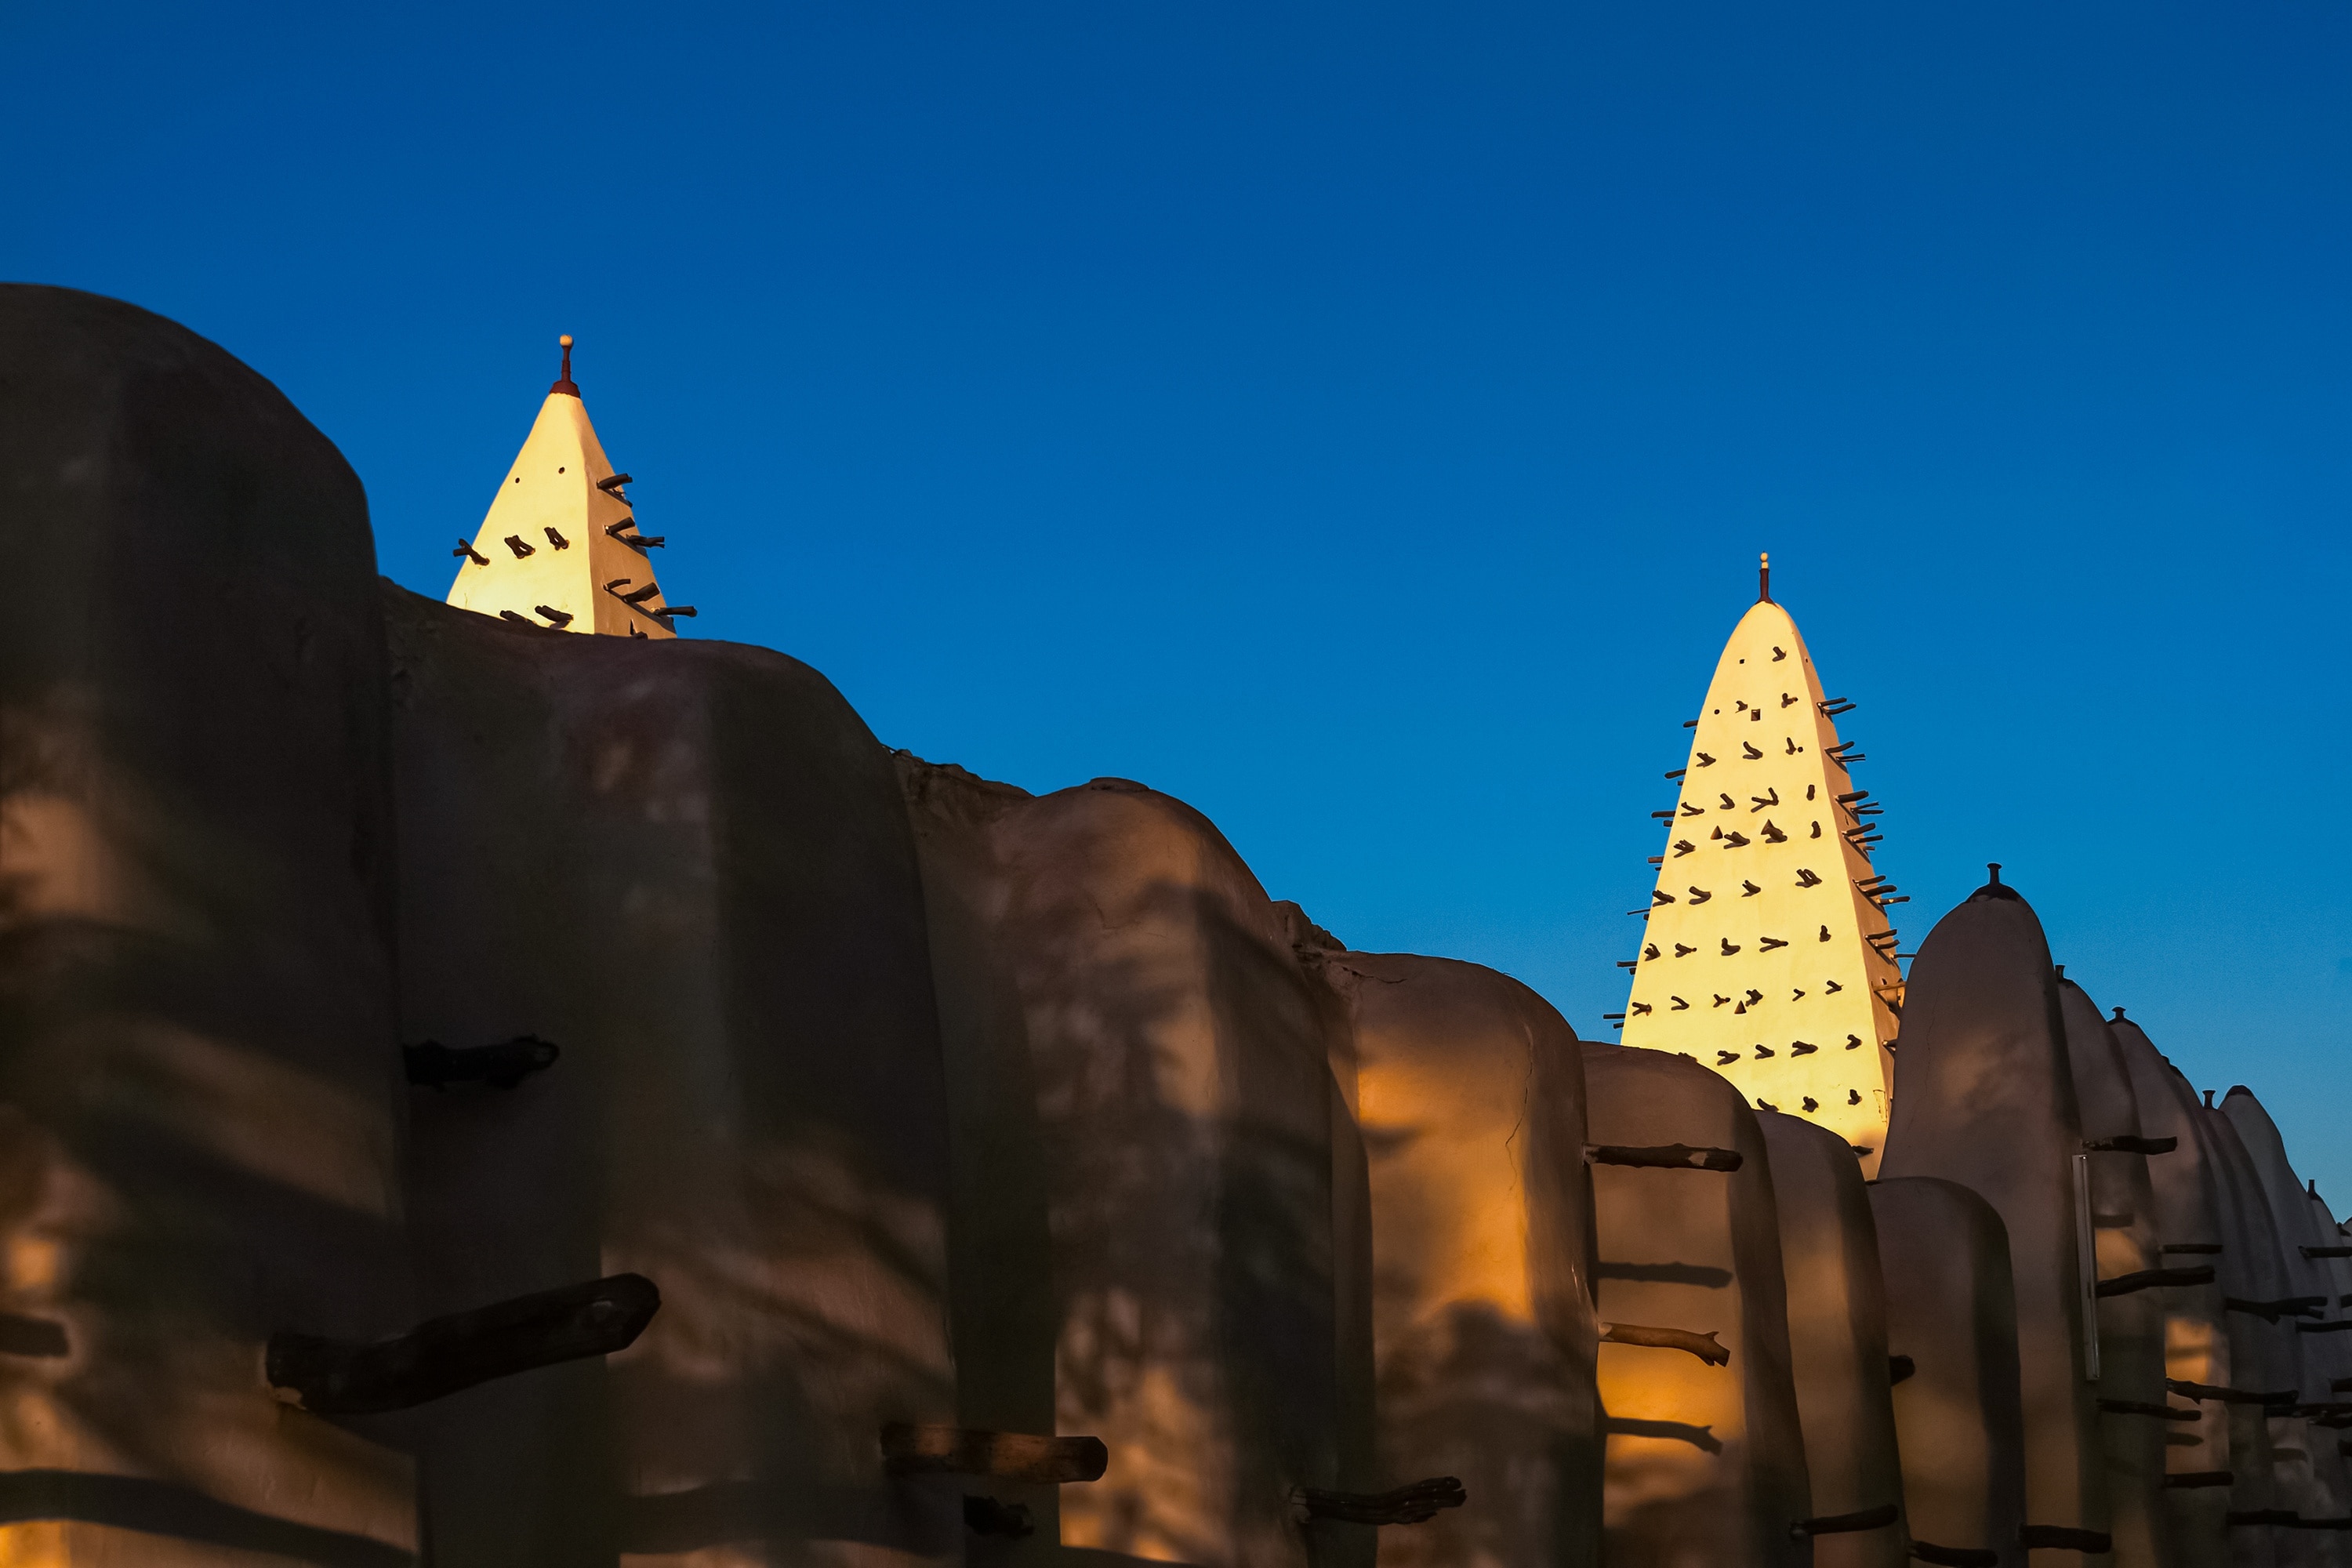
[9,2,2352,1189]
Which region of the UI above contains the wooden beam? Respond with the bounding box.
[268,1273,658,1415]
[1292,1478,1465,1526]
[879,1425,1108,1484]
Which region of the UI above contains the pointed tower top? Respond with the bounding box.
[551,334,579,398]
[447,354,685,638]
[1759,551,1772,603]
[1620,576,1900,1167]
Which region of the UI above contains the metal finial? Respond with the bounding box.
[1987,862,2002,885]
[2111,1006,2125,1022]
[552,334,579,397]
[1759,551,1772,603]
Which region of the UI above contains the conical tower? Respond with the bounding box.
[446,336,693,637]
[1617,555,1902,1166]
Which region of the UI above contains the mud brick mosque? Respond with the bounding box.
[1,285,2345,1567]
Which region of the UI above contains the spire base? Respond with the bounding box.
[1970,862,2022,902]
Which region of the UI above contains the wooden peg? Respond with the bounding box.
[881,1425,1109,1483]
[269,1274,658,1414]
[1585,1142,1743,1172]
[1599,1323,1729,1365]
[1293,1477,1465,1526]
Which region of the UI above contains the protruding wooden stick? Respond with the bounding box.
[1599,1323,1730,1365]
[2083,1135,2178,1155]
[268,1273,659,1415]
[1293,1478,1465,1526]
[402,1035,559,1090]
[2167,1377,2296,1408]
[2098,1398,2199,1421]
[962,1497,1036,1538]
[1909,1541,1998,1566]
[1585,1143,1743,1172]
[1789,1502,1897,1540]
[2095,1265,2215,1297]
[2164,1472,2234,1490]
[2019,1526,2111,1552]
[2226,1295,2326,1322]
[880,1425,1109,1484]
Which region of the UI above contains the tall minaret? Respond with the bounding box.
[446,336,693,637]
[1617,554,1903,1167]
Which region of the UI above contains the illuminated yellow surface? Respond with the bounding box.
[1356,1000,1537,1325]
[445,358,681,638]
[1596,1337,1748,1523]
[1621,589,1900,1163]
[0,1523,64,1566]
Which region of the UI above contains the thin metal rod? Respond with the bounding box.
[2074,1152,2102,1381]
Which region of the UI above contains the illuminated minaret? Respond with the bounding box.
[446,336,692,637]
[1617,555,1902,1166]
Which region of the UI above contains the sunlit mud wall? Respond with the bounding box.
[4,285,2348,1568]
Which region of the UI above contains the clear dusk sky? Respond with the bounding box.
[9,3,2351,1190]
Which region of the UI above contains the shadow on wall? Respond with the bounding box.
[387,592,961,1566]
[601,1132,960,1557]
[0,847,412,1563]
[1375,1301,1596,1555]
[0,1471,412,1568]
[1330,946,1599,1568]
[906,765,1351,1568]
[0,285,415,1564]
[1023,883,1337,1564]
